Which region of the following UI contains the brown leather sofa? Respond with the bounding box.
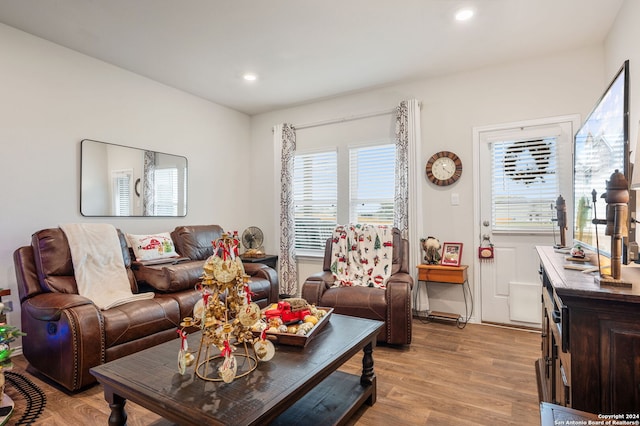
[133,225,279,309]
[13,225,278,391]
[301,227,413,345]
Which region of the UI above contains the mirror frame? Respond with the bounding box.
[80,139,188,217]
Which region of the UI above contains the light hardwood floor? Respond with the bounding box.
[8,319,541,425]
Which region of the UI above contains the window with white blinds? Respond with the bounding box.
[293,142,395,253]
[491,138,558,232]
[349,144,395,224]
[153,167,179,216]
[112,170,132,216]
[293,151,338,251]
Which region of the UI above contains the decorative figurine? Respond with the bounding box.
[420,237,441,264]
[570,245,586,259]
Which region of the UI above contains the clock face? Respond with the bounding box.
[431,157,456,180]
[426,151,462,186]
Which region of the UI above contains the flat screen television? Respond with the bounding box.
[573,60,630,260]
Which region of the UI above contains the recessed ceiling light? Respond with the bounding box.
[243,73,258,82]
[455,8,474,21]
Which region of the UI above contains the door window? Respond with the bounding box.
[491,137,559,233]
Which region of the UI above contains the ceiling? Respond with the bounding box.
[0,0,624,115]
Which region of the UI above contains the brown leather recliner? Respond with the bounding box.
[301,227,413,345]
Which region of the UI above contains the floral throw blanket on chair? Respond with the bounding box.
[330,224,394,288]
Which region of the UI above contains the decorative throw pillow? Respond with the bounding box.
[126,232,178,261]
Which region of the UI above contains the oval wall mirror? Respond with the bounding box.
[80,139,187,217]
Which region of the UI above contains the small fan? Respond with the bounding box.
[241,226,264,256]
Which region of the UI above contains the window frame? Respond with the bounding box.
[293,139,395,256]
[348,141,396,225]
[293,148,338,256]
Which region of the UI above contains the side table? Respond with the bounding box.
[416,264,471,328]
[240,254,278,270]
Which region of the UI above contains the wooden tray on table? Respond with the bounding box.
[254,307,333,347]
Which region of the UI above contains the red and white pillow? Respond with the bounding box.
[126,232,178,261]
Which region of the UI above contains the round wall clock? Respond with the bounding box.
[426,151,463,186]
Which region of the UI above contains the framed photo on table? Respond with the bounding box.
[441,242,463,267]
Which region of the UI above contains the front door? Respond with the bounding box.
[475,116,577,327]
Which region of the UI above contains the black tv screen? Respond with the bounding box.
[573,60,629,258]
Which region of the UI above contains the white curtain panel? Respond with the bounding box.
[274,123,298,296]
[395,99,426,312]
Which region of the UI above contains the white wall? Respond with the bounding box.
[0,23,251,334]
[250,46,606,316]
[605,0,640,164]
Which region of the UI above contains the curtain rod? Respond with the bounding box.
[293,107,397,131]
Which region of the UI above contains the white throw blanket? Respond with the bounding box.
[60,223,154,310]
[330,224,394,288]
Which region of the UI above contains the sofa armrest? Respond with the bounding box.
[385,280,412,345]
[22,292,94,321]
[244,263,279,303]
[21,294,105,391]
[301,271,335,305]
[387,272,414,289]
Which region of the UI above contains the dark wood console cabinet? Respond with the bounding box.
[536,246,640,414]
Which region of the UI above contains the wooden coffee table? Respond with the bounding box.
[90,314,384,425]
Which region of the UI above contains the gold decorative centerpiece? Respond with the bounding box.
[177,232,274,383]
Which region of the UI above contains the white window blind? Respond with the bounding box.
[349,144,395,224]
[491,138,559,232]
[112,170,131,216]
[153,167,178,216]
[293,151,338,251]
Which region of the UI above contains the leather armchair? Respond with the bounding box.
[301,227,413,345]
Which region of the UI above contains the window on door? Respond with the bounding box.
[491,137,559,232]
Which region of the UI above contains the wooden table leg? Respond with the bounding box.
[360,340,377,405]
[104,389,128,426]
